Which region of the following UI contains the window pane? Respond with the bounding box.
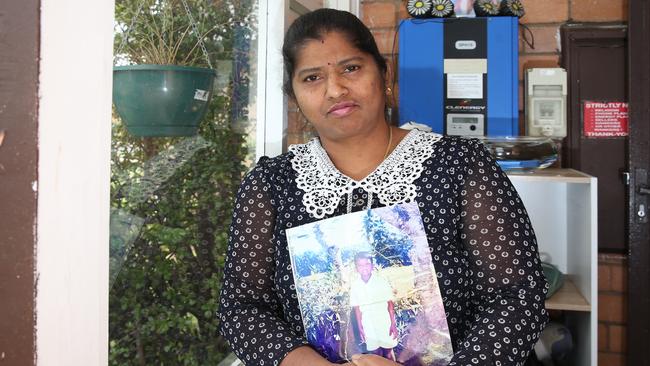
[109,1,258,364]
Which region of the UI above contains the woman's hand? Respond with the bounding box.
[350,354,401,366]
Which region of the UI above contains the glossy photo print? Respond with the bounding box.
[286,202,453,365]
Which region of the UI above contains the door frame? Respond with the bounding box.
[559,23,628,172]
[627,0,650,364]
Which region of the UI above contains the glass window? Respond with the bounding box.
[109,1,258,364]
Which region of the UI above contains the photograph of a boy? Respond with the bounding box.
[349,251,399,361]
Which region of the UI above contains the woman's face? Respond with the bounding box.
[291,31,387,141]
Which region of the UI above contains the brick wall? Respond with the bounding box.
[598,254,628,366]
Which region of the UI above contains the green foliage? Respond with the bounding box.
[363,210,414,268]
[114,0,247,66]
[109,0,257,364]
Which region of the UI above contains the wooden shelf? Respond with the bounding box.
[512,171,597,365]
[507,168,594,183]
[545,278,591,312]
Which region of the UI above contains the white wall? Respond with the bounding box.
[37,0,114,364]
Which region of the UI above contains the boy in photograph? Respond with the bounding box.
[349,251,399,360]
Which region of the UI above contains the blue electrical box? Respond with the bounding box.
[398,17,519,136]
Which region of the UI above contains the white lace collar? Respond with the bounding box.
[288,129,442,219]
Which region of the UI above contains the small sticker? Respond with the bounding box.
[447,73,483,99]
[194,89,209,101]
[455,40,477,50]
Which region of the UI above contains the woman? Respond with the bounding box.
[218,8,548,366]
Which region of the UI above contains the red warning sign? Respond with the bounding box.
[583,101,628,137]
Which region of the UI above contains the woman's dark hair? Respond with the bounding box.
[281,8,388,99]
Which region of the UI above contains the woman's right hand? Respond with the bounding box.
[349,354,401,366]
[280,346,343,366]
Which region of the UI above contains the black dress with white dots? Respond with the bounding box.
[217,129,549,366]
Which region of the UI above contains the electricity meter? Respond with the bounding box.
[446,114,485,136]
[399,17,520,136]
[525,68,567,138]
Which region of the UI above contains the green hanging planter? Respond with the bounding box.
[113,64,216,137]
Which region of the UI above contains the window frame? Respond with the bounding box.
[35,0,359,364]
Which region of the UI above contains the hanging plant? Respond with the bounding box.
[112,0,218,137]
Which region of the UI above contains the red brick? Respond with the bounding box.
[372,28,398,55]
[610,264,627,293]
[398,1,410,20]
[518,54,560,83]
[608,324,626,353]
[520,0,569,24]
[520,25,561,54]
[598,352,626,366]
[598,263,612,291]
[385,57,398,79]
[598,323,609,351]
[571,0,629,22]
[598,293,627,323]
[362,2,397,29]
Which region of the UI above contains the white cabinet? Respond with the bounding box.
[508,168,597,366]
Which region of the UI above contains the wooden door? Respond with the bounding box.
[561,24,628,252]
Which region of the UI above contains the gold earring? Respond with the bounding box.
[386,87,392,95]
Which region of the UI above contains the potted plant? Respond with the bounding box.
[113,0,218,137]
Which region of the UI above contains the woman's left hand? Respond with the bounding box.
[350,354,400,366]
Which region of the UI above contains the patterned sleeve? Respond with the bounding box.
[217,158,309,366]
[448,139,549,366]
